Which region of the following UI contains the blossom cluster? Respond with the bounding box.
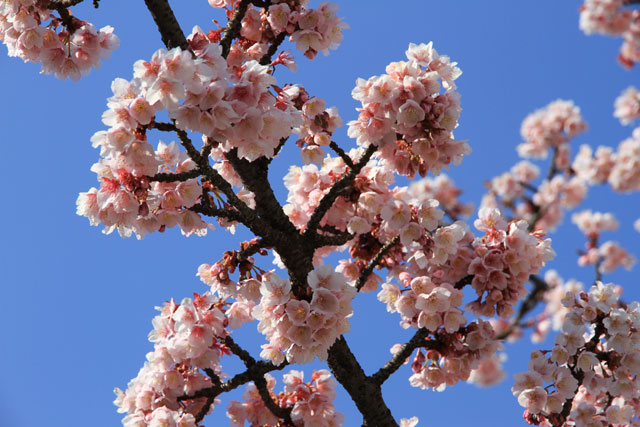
[378,276,466,334]
[467,352,508,387]
[579,0,640,68]
[286,87,344,165]
[467,208,555,318]
[512,281,640,427]
[571,85,640,191]
[517,100,587,160]
[408,320,503,391]
[227,370,344,426]
[571,209,619,238]
[573,129,640,192]
[348,42,469,178]
[614,86,640,125]
[77,37,305,237]
[0,0,118,80]
[114,293,229,426]
[283,149,476,296]
[208,0,347,62]
[572,210,636,274]
[253,267,356,364]
[484,100,589,232]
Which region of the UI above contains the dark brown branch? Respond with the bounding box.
[304,144,377,237]
[47,0,85,8]
[327,337,398,426]
[149,169,201,182]
[224,150,296,234]
[222,150,315,290]
[454,274,474,290]
[329,141,355,168]
[223,336,294,425]
[177,358,288,419]
[220,0,252,58]
[148,122,259,226]
[238,238,265,261]
[190,204,244,222]
[253,374,294,425]
[355,235,400,292]
[143,0,189,50]
[48,0,85,7]
[260,31,287,66]
[370,328,431,386]
[314,231,355,247]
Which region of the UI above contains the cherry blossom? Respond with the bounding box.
[348,42,469,178]
[0,0,118,80]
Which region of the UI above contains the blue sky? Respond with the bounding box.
[1,1,639,426]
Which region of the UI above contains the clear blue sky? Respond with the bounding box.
[1,1,639,426]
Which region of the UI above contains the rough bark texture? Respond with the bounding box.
[143,0,189,50]
[328,337,398,426]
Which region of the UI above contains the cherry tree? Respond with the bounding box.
[2,0,640,426]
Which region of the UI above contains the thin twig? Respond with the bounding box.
[304,144,377,237]
[223,336,294,424]
[260,32,287,66]
[329,141,355,168]
[370,328,434,386]
[354,235,400,292]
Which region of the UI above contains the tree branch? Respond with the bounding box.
[190,204,244,222]
[223,336,294,425]
[148,121,259,226]
[149,169,201,182]
[304,144,377,237]
[314,231,355,248]
[454,274,474,290]
[329,141,355,168]
[48,0,85,7]
[220,0,252,58]
[370,328,431,386]
[143,0,189,50]
[354,235,400,292]
[259,31,287,66]
[327,336,398,426]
